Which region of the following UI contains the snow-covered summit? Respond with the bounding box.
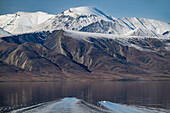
[63,6,113,21]
[28,6,127,34]
[64,6,99,15]
[0,11,55,34]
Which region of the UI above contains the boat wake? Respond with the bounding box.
[12,97,168,113]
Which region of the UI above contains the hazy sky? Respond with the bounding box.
[0,0,170,23]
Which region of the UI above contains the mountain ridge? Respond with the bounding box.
[0,6,170,38]
[0,11,55,34]
[0,29,170,81]
[28,6,170,38]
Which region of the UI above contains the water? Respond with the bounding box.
[0,81,170,112]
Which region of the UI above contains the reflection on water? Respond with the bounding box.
[0,81,170,110]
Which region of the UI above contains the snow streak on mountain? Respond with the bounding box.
[0,27,10,36]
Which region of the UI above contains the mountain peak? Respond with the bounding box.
[63,6,109,18]
[64,6,99,15]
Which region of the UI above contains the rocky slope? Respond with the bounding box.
[0,30,169,81]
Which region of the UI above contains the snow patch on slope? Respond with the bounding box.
[64,30,167,40]
[64,30,168,51]
[0,27,10,36]
[165,42,170,51]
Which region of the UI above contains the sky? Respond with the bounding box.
[0,0,170,23]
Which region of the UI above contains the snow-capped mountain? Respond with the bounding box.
[29,6,131,35]
[117,17,170,37]
[0,11,55,34]
[63,6,114,21]
[0,6,170,38]
[28,6,170,38]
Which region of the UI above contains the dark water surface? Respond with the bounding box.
[0,81,170,111]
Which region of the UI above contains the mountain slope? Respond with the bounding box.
[0,27,10,36]
[0,30,170,81]
[0,11,55,34]
[29,6,170,38]
[118,17,170,37]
